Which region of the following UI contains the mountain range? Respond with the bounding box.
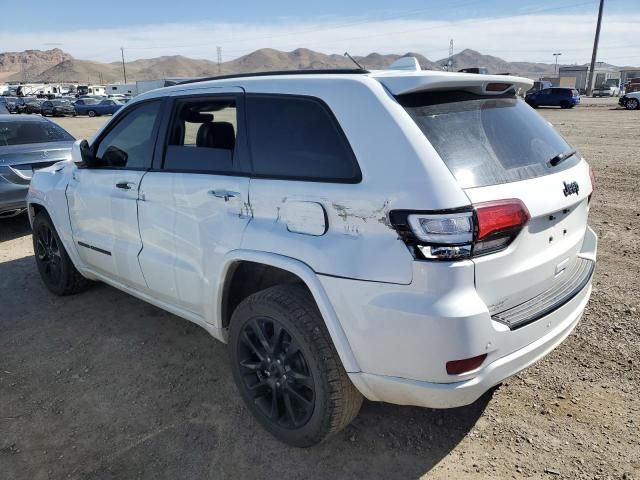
[0,47,632,85]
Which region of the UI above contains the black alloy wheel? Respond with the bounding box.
[228,285,363,447]
[237,316,315,429]
[32,212,89,296]
[35,221,62,286]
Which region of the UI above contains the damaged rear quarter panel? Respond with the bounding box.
[241,181,415,284]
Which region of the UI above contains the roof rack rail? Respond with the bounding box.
[177,68,371,85]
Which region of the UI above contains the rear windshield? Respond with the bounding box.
[399,91,580,188]
[0,120,74,146]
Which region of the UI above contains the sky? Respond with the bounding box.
[2,0,639,66]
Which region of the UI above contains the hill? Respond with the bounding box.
[0,48,73,82]
[2,47,635,85]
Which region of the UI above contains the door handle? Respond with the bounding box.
[116,181,136,190]
[208,189,240,201]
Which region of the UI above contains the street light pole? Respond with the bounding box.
[587,0,605,96]
[120,47,127,84]
[553,52,562,74]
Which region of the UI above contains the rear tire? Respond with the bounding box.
[32,212,89,296]
[228,285,362,447]
[626,98,639,110]
[88,110,96,117]
[560,101,570,109]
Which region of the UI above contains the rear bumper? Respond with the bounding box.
[348,281,590,408]
[322,226,597,408]
[0,183,28,215]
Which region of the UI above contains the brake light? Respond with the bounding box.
[474,199,530,256]
[485,82,512,92]
[390,199,530,260]
[588,166,595,203]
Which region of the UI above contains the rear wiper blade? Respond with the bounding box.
[548,149,577,167]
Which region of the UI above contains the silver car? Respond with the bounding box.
[0,115,74,218]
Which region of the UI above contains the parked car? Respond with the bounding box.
[0,104,8,115]
[592,85,618,97]
[525,87,580,108]
[74,98,124,117]
[27,67,597,447]
[23,98,45,114]
[0,115,74,217]
[618,92,640,110]
[1,96,18,113]
[41,99,76,117]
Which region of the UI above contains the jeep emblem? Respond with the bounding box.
[562,181,579,197]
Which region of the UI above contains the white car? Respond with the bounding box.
[619,91,640,110]
[27,62,597,447]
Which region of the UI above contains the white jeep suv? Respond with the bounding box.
[27,63,597,447]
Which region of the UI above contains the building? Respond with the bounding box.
[620,69,640,85]
[559,65,620,94]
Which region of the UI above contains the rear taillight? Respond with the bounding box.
[474,199,530,256]
[390,199,530,260]
[588,166,595,203]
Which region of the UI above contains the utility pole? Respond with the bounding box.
[120,47,127,84]
[586,0,604,96]
[217,46,222,73]
[448,39,454,72]
[553,53,562,74]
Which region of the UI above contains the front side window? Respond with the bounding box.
[94,100,161,169]
[164,97,237,172]
[245,95,360,182]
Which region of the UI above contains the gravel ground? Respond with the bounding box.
[1,97,638,479]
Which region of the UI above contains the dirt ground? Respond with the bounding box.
[1,97,638,480]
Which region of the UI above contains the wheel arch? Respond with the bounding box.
[218,250,360,373]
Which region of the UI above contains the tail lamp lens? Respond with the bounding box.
[473,199,530,256]
[407,212,473,244]
[393,199,530,260]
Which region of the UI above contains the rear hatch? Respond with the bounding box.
[393,85,593,325]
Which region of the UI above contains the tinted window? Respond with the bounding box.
[164,97,237,172]
[400,91,579,188]
[246,95,360,182]
[94,101,161,169]
[0,120,74,146]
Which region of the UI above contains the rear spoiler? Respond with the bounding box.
[373,71,533,96]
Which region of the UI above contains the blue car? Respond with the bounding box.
[525,87,580,109]
[74,99,124,117]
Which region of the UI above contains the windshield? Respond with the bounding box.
[399,91,581,188]
[0,120,74,146]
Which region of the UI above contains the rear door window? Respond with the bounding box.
[245,95,361,182]
[399,91,580,188]
[163,97,238,172]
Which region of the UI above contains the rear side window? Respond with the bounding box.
[246,95,360,182]
[164,97,237,172]
[399,91,580,188]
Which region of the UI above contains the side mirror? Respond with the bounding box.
[72,139,95,168]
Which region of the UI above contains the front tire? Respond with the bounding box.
[88,110,96,117]
[228,285,362,447]
[626,98,639,110]
[32,212,89,296]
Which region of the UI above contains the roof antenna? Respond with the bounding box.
[344,52,364,70]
